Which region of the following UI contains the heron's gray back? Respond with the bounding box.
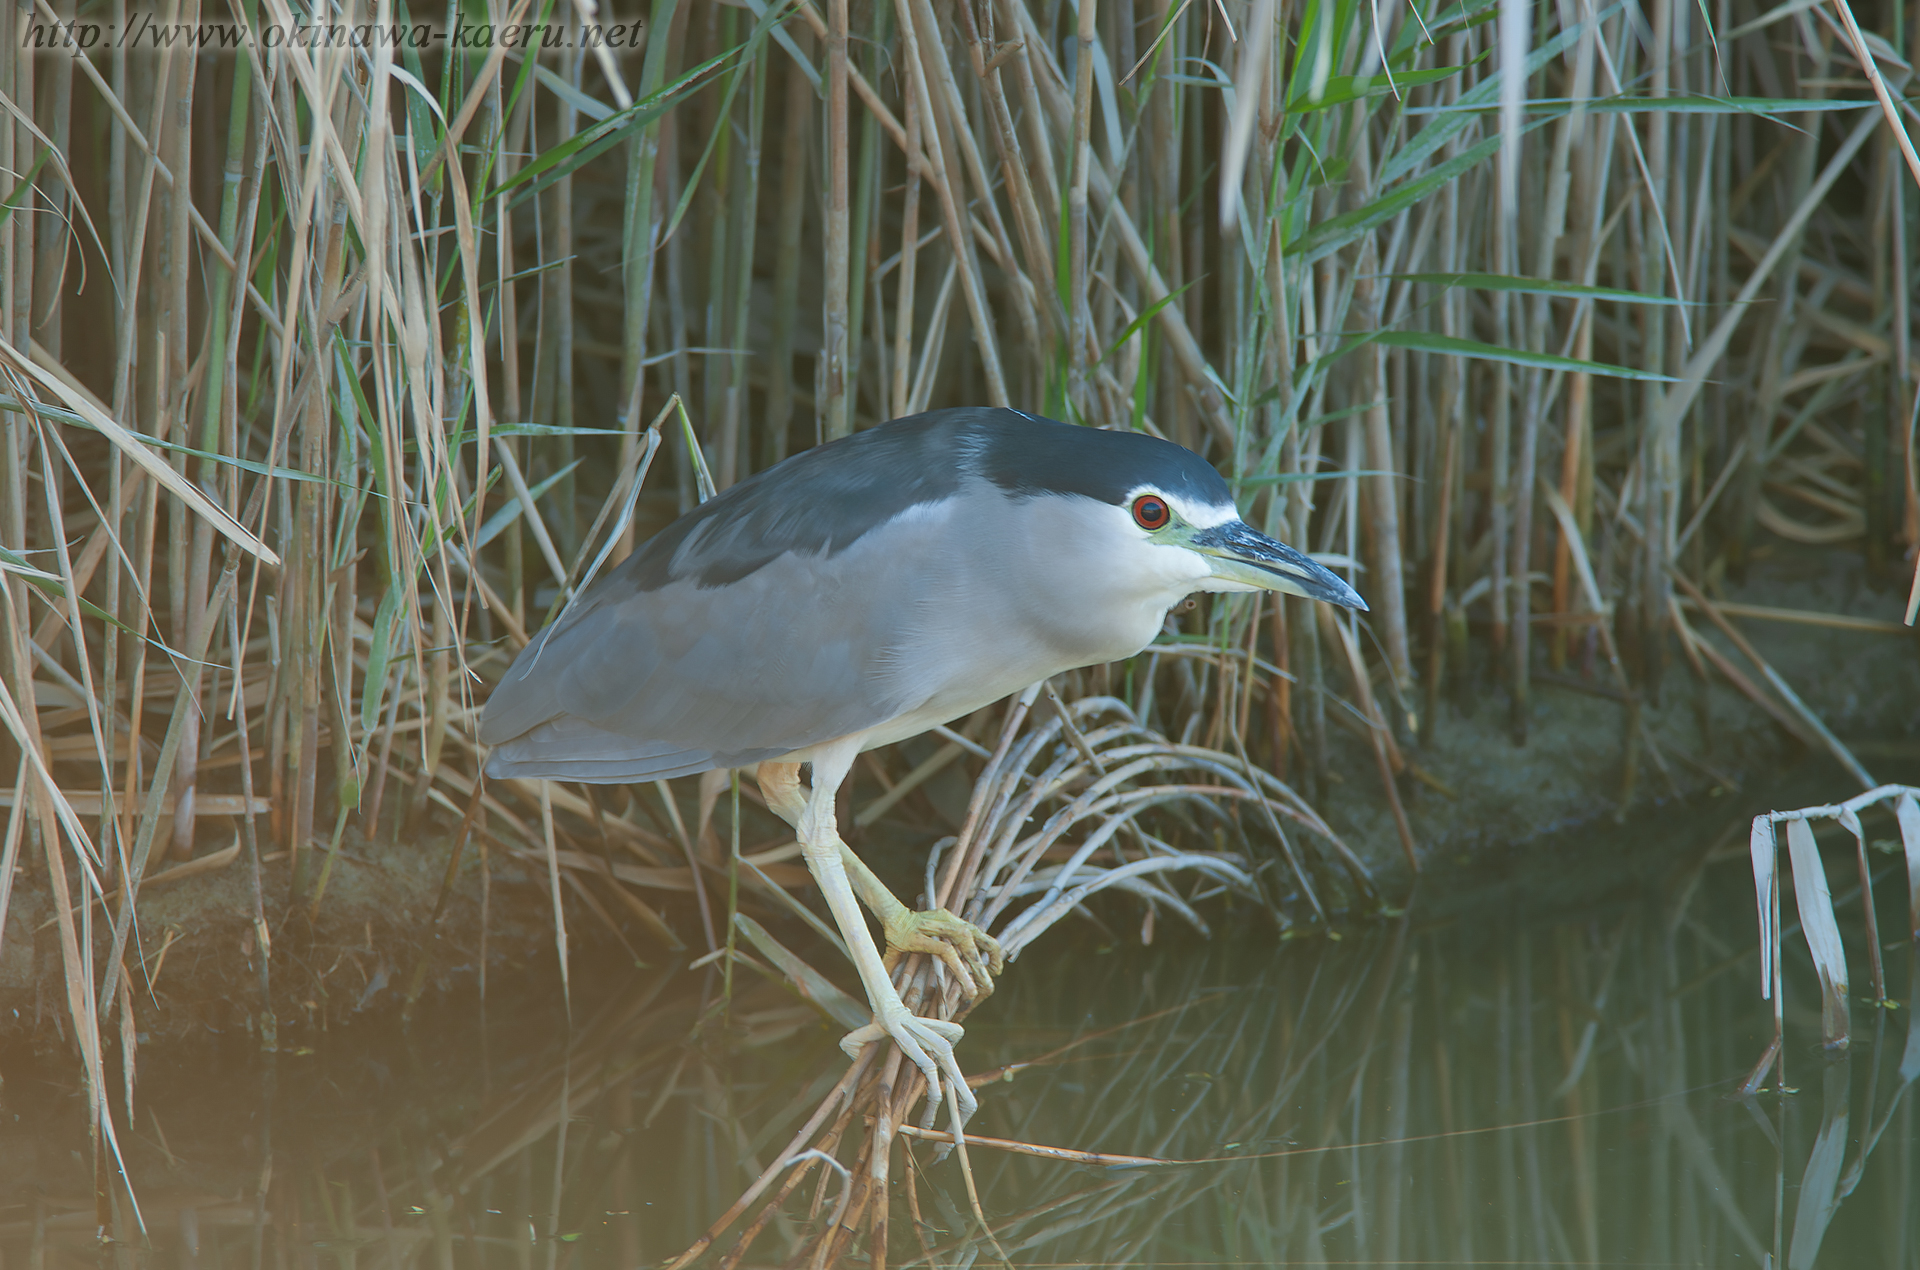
[480,407,1205,784]
[483,536,917,781]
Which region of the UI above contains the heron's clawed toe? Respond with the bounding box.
[840,1005,978,1129]
[880,907,1006,998]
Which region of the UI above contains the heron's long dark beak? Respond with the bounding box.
[1190,521,1367,611]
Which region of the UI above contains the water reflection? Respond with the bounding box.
[4,850,1915,1269]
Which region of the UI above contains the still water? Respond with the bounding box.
[4,820,1915,1268]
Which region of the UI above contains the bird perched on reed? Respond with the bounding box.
[481,406,1366,1126]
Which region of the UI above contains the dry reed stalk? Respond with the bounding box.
[960,0,1060,348]
[899,0,1007,406]
[1065,0,1098,419]
[821,0,851,438]
[890,84,922,419]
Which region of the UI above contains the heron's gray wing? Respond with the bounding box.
[480,410,1026,783]
[481,536,925,784]
[613,409,976,591]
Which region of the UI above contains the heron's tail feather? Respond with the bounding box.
[482,714,784,784]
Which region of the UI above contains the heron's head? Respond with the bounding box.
[1106,482,1367,609]
[976,415,1368,615]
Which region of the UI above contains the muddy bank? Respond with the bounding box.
[0,824,558,1052]
[1321,548,1920,893]
[2,548,1915,1052]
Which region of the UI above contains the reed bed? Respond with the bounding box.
[1,0,1917,1244]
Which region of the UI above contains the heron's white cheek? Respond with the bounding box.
[965,497,1210,668]
[1137,542,1214,605]
[1049,540,1209,660]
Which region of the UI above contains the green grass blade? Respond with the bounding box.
[474,460,585,550]
[1100,282,1198,366]
[1390,272,1691,304]
[1289,131,1506,262]
[1406,94,1878,116]
[1379,1,1619,186]
[485,45,743,207]
[1362,330,1683,381]
[1286,61,1482,114]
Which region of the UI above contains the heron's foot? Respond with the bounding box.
[880,907,1006,998]
[840,1000,977,1130]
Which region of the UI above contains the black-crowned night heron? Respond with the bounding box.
[481,407,1365,1122]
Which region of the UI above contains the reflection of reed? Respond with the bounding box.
[650,844,1913,1267]
[443,968,694,1191]
[913,901,1917,1268]
[5,855,1913,1269]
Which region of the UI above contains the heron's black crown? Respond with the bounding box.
[974,409,1231,507]
[613,407,1232,593]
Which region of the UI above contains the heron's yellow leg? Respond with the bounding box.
[845,854,1004,996]
[756,762,1004,997]
[756,761,809,825]
[787,746,977,1129]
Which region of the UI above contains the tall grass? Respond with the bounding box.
[1,0,1917,1224]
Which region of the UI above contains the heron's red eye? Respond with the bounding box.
[1131,495,1171,530]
